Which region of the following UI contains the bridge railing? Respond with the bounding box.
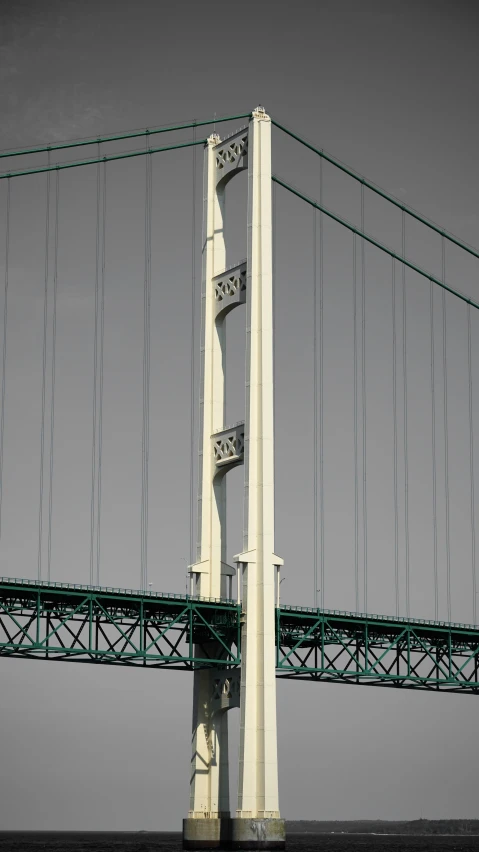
[281,603,478,632]
[0,576,235,606]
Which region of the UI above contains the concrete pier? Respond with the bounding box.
[183,817,285,850]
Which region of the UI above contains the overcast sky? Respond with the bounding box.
[0,0,479,831]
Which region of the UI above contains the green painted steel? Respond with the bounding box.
[273,175,479,312]
[0,113,250,160]
[272,118,479,262]
[0,139,207,181]
[277,606,479,694]
[1,579,478,693]
[0,578,240,669]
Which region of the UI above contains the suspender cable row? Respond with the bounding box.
[353,235,359,613]
[0,180,10,543]
[467,303,476,624]
[313,210,318,607]
[189,125,197,566]
[361,186,368,613]
[47,172,60,581]
[442,239,451,622]
[90,149,101,587]
[89,151,107,588]
[430,280,439,620]
[96,163,106,587]
[319,170,324,611]
[38,157,51,581]
[392,258,399,617]
[141,144,153,591]
[402,212,410,619]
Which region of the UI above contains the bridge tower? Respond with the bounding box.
[183,107,285,849]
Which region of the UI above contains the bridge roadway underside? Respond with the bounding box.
[0,578,478,693]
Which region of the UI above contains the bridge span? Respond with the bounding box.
[1,577,478,695]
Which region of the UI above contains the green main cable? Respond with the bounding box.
[272,119,479,263]
[273,175,479,311]
[0,138,207,180]
[0,113,250,160]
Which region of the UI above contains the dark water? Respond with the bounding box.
[1,834,479,852]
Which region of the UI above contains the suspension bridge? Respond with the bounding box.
[0,106,478,847]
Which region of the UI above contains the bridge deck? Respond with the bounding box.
[0,578,478,693]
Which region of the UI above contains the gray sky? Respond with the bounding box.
[0,0,479,831]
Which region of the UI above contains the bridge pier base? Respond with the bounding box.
[183,817,232,849]
[182,817,285,849]
[231,818,286,849]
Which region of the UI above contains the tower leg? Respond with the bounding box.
[231,108,285,849]
[184,668,232,848]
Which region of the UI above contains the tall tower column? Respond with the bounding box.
[183,109,284,850]
[232,108,285,849]
[184,128,247,850]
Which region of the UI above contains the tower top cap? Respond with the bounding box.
[252,105,269,120]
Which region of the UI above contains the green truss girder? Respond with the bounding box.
[1,580,479,693]
[0,580,241,670]
[277,607,479,693]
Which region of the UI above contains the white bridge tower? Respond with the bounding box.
[183,107,285,850]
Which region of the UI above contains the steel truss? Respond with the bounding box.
[2,579,479,693]
[0,579,240,669]
[277,607,479,693]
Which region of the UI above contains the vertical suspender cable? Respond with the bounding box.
[273,182,278,577]
[38,155,51,581]
[189,122,197,567]
[430,279,438,619]
[141,137,152,590]
[467,303,476,623]
[90,148,101,586]
[47,171,59,581]
[392,258,399,616]
[402,212,410,618]
[353,233,359,612]
[442,237,451,621]
[96,161,106,586]
[361,186,367,612]
[319,161,324,610]
[0,180,10,542]
[313,209,318,607]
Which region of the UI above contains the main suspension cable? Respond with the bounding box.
[47,171,60,581]
[38,156,51,581]
[272,119,479,262]
[0,139,207,182]
[0,113,249,161]
[272,176,479,312]
[0,179,10,542]
[467,303,476,623]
